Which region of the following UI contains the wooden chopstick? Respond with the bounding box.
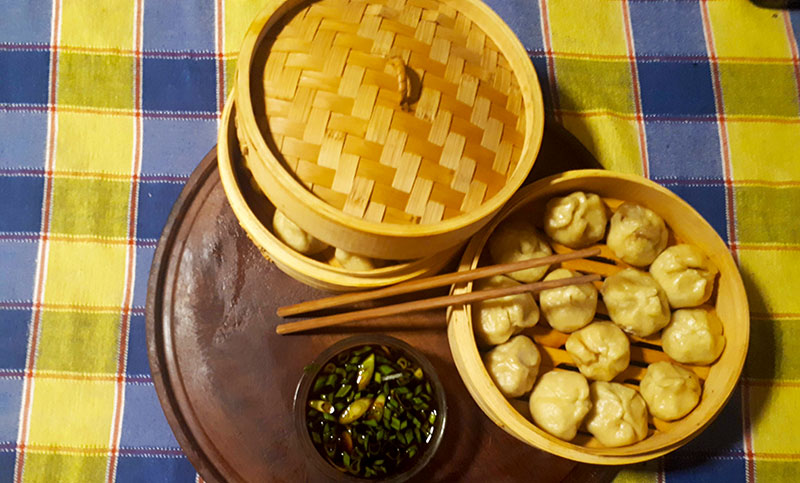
[277,246,601,317]
[275,273,601,335]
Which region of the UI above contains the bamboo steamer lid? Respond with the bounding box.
[236,0,544,259]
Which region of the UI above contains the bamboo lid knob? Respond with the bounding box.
[387,55,411,110]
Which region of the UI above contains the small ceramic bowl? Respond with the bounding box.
[293,335,447,482]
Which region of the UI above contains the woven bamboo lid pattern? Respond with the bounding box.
[255,0,527,225]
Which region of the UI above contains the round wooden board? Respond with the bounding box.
[146,124,615,482]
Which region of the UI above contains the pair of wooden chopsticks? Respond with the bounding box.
[275,247,602,335]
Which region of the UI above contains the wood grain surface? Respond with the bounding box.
[146,122,615,482]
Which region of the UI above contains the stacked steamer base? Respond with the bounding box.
[447,170,749,465]
[222,0,544,291]
[219,94,461,291]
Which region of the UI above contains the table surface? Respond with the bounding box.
[1,1,799,482]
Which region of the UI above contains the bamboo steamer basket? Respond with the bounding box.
[219,93,461,292]
[447,170,749,465]
[235,0,544,260]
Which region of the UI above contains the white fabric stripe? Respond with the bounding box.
[14,0,62,481]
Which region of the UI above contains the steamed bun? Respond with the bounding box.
[650,244,718,308]
[529,370,592,441]
[601,268,670,337]
[565,321,630,382]
[472,275,540,346]
[543,191,608,248]
[539,268,597,333]
[584,382,649,447]
[606,203,668,266]
[488,217,552,283]
[640,361,701,421]
[272,210,329,255]
[483,335,541,398]
[662,308,725,365]
[333,248,381,271]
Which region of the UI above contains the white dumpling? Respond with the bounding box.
[488,217,552,283]
[539,268,598,333]
[606,203,668,266]
[272,210,329,255]
[584,382,649,447]
[543,191,608,248]
[601,268,670,337]
[565,321,630,382]
[662,308,725,365]
[529,371,592,441]
[640,361,701,421]
[650,244,718,308]
[483,335,541,398]
[472,275,540,346]
[333,248,381,271]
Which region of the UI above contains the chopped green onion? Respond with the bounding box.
[308,400,335,414]
[353,345,372,356]
[367,393,386,421]
[339,397,373,424]
[335,385,351,398]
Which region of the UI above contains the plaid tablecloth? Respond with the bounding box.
[1,0,798,481]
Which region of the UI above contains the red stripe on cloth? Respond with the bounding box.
[743,378,800,388]
[751,312,800,320]
[14,1,62,481]
[216,0,226,115]
[699,3,748,481]
[621,0,649,178]
[538,0,560,122]
[105,1,144,481]
[731,242,800,252]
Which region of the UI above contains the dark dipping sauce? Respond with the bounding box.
[304,344,439,479]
